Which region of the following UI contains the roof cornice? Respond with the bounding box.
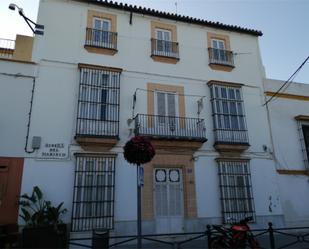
[74,0,263,36]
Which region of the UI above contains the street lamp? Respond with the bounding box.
[8,3,44,35]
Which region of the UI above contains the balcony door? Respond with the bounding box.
[211,39,227,63]
[92,17,111,47]
[155,91,179,133]
[154,168,184,234]
[155,29,172,56]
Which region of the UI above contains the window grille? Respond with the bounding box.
[217,160,255,223]
[71,155,116,231]
[209,83,248,144]
[76,67,120,137]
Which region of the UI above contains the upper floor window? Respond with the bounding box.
[207,32,234,70]
[85,11,117,54]
[76,64,121,137]
[209,82,249,145]
[151,21,179,63]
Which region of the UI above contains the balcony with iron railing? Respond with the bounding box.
[0,38,15,58]
[208,48,234,68]
[214,128,249,152]
[134,114,207,142]
[151,38,179,63]
[84,28,118,54]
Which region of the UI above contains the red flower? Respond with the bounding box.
[124,136,155,165]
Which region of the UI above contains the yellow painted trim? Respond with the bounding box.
[78,63,122,72]
[265,91,309,101]
[209,64,234,72]
[207,32,231,51]
[207,80,243,88]
[151,21,177,42]
[84,45,118,55]
[295,115,309,121]
[277,169,309,176]
[0,58,36,64]
[151,55,179,64]
[87,10,117,32]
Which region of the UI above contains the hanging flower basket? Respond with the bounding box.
[124,136,155,165]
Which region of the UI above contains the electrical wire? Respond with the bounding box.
[263,55,309,106]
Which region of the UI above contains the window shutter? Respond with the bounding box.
[303,126,309,154]
[167,93,176,117]
[157,92,166,116]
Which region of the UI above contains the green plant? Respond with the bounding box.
[19,186,67,228]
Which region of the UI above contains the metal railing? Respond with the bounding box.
[208,47,234,67]
[85,28,117,50]
[0,38,15,58]
[134,114,206,141]
[151,38,179,59]
[68,223,309,249]
[214,128,249,144]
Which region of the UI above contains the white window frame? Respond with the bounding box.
[210,83,248,144]
[211,38,228,64]
[154,91,179,131]
[155,28,173,55]
[92,17,112,47]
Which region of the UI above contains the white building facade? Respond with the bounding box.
[0,0,293,237]
[264,79,309,227]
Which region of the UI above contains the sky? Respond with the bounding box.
[0,0,308,83]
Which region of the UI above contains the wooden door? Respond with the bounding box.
[0,157,24,224]
[154,168,184,234]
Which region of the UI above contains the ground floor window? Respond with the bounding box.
[71,154,115,231]
[217,159,255,223]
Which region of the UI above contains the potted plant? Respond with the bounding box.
[19,186,67,248]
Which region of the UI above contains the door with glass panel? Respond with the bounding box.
[154,168,184,234]
[211,39,227,63]
[155,29,172,56]
[154,91,179,135]
[92,17,111,47]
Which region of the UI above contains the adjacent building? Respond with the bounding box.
[264,79,309,227]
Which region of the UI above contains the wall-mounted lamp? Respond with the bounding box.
[9,3,44,35]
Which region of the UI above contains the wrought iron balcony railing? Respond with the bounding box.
[135,114,207,141]
[151,38,179,59]
[214,128,249,145]
[208,48,234,67]
[0,38,15,58]
[85,28,117,50]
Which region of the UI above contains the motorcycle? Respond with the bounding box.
[209,216,260,249]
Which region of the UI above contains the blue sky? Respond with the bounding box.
[1,0,308,83]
